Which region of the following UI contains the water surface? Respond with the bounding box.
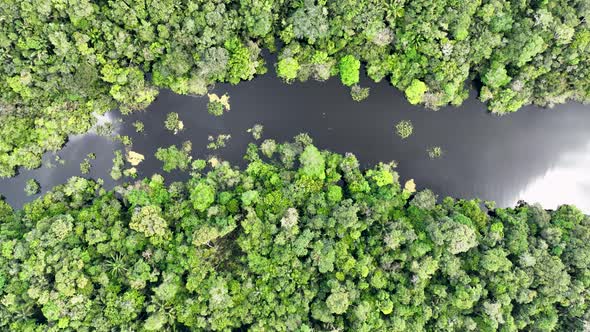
[2,70,590,212]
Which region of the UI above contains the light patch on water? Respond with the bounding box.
[514,141,590,212]
[69,112,121,142]
[94,112,119,128]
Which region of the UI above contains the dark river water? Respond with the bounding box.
[2,69,590,212]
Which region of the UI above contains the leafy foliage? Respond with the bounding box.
[1,140,590,331]
[207,134,231,150]
[248,124,264,140]
[164,112,183,134]
[405,80,428,105]
[207,93,231,117]
[133,121,145,133]
[351,85,370,102]
[155,142,193,172]
[339,55,361,87]
[24,178,40,196]
[207,101,225,116]
[277,57,300,81]
[110,150,124,180]
[1,0,589,177]
[395,120,414,139]
[80,153,95,175]
[427,146,444,159]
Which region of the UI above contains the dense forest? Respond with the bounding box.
[1,140,590,331]
[1,0,589,177]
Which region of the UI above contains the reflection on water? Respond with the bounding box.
[1,70,590,213]
[0,115,124,208]
[516,141,590,211]
[69,112,121,143]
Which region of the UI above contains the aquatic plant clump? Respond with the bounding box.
[207,93,231,117]
[164,112,184,134]
[248,124,264,140]
[133,121,145,133]
[23,178,40,196]
[351,85,370,102]
[1,140,589,331]
[155,142,193,172]
[428,146,444,159]
[395,120,414,139]
[207,134,231,150]
[1,0,589,178]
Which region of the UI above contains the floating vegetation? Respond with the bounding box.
[55,155,66,166]
[351,85,370,102]
[80,153,95,175]
[24,178,40,196]
[207,93,231,116]
[133,121,144,133]
[81,163,92,176]
[115,135,133,147]
[395,120,413,139]
[427,146,444,159]
[247,124,264,140]
[207,134,231,150]
[123,167,138,178]
[164,112,184,134]
[155,142,193,172]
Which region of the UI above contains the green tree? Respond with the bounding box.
[299,145,325,180]
[339,55,360,86]
[191,182,215,212]
[405,80,428,105]
[130,205,168,238]
[24,178,40,196]
[350,85,370,102]
[277,58,300,81]
[155,143,192,172]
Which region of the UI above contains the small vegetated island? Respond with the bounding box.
[1,139,590,331]
[0,0,589,176]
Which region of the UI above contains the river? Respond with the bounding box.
[1,69,590,212]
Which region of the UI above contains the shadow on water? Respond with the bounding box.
[2,69,590,212]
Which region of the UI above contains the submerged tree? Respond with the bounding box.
[164,113,184,134]
[427,146,444,159]
[133,121,145,133]
[247,124,264,140]
[110,150,124,180]
[207,93,231,117]
[395,120,414,139]
[351,85,370,102]
[155,142,193,172]
[24,178,40,196]
[207,134,231,150]
[80,153,96,175]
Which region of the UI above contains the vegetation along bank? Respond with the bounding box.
[1,0,589,177]
[1,140,589,331]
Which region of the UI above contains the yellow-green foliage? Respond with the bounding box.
[395,120,413,139]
